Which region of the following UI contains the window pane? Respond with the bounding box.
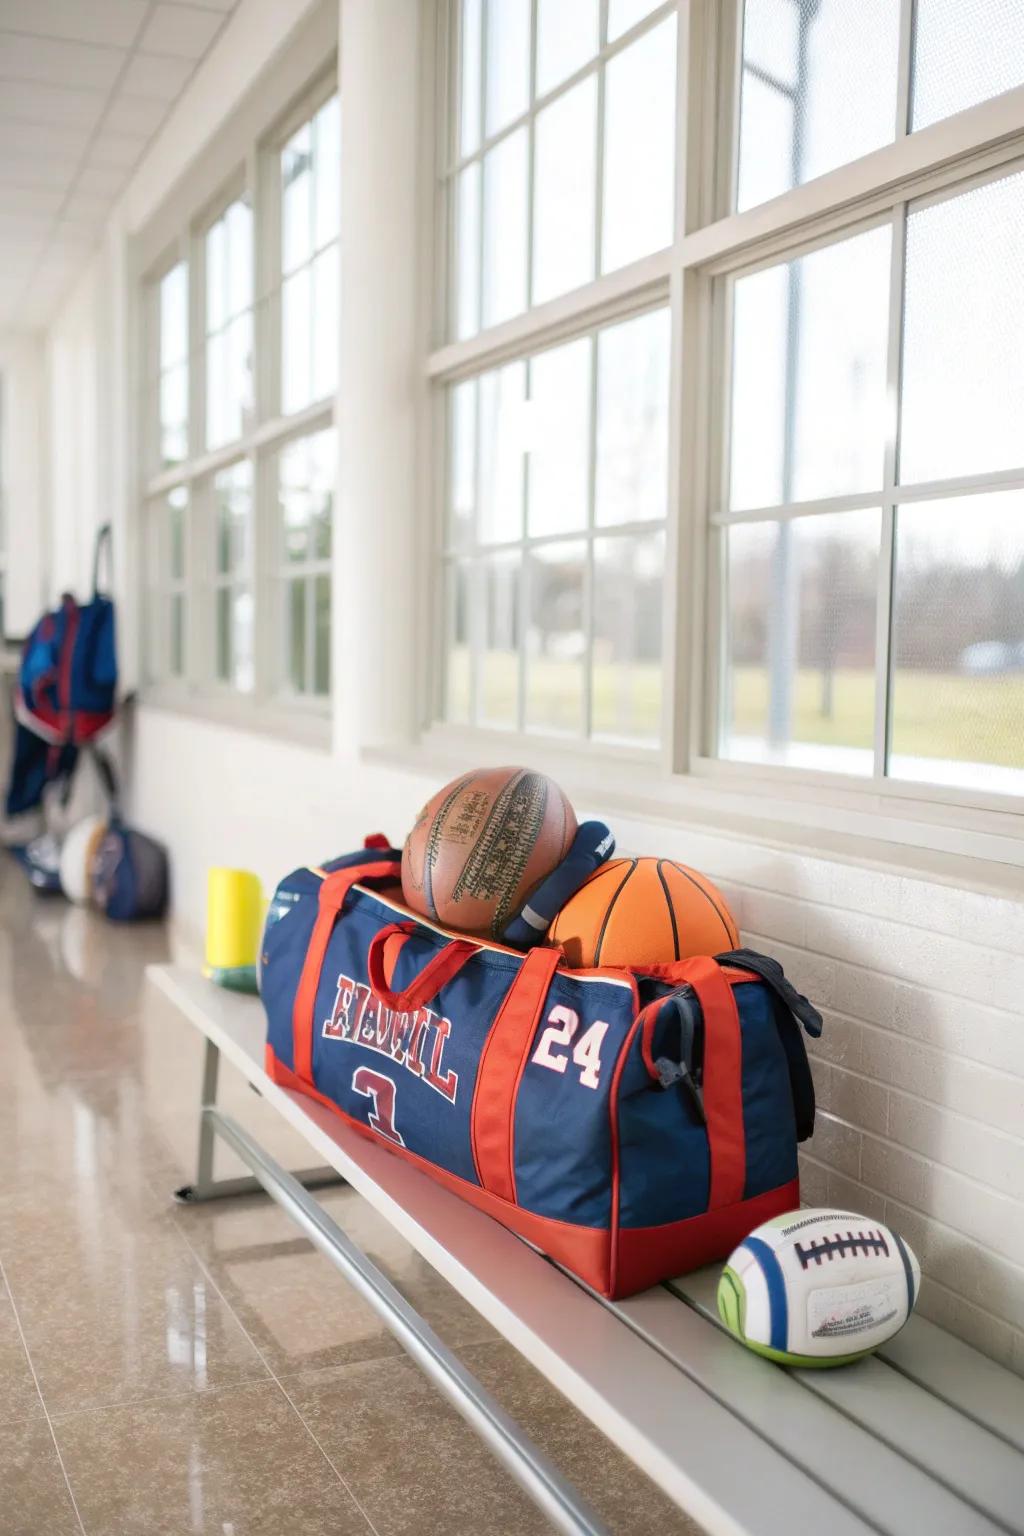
[278,429,335,565]
[607,0,662,42]
[536,0,599,96]
[593,532,663,743]
[485,0,530,136]
[287,577,307,692]
[532,75,597,306]
[478,359,526,544]
[160,261,188,369]
[308,429,336,560]
[459,0,482,156]
[313,572,331,695]
[601,15,676,273]
[736,0,900,212]
[214,460,252,577]
[912,0,1024,130]
[482,128,528,327]
[282,265,312,414]
[728,225,891,511]
[527,337,590,537]
[168,487,186,580]
[206,216,227,333]
[170,593,185,678]
[227,310,254,436]
[314,95,340,250]
[526,541,586,734]
[159,363,188,466]
[208,311,253,450]
[206,330,226,448]
[901,169,1024,486]
[311,246,339,401]
[446,561,472,721]
[595,307,670,526]
[215,587,252,691]
[455,162,481,339]
[450,379,477,547]
[721,509,881,773]
[282,123,313,274]
[480,551,520,727]
[890,493,1024,795]
[226,197,253,314]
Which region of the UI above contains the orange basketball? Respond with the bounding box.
[402,766,577,940]
[548,856,738,968]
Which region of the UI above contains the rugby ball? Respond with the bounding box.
[718,1208,920,1367]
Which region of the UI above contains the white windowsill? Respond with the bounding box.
[138,685,332,752]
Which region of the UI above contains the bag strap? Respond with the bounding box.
[714,947,819,1141]
[470,944,565,1202]
[641,956,746,1211]
[291,858,401,1085]
[366,922,481,1011]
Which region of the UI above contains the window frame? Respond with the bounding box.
[426,0,1024,857]
[136,57,339,736]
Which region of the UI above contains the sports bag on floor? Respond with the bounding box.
[260,843,822,1299]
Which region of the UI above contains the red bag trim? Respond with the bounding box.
[470,945,564,1202]
[609,957,746,1294]
[291,859,401,1086]
[613,1178,800,1297]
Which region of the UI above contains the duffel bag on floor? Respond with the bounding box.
[260,843,822,1299]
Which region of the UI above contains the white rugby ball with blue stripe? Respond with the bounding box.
[718,1208,920,1367]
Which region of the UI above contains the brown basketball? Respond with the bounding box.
[401,767,577,940]
[548,856,739,968]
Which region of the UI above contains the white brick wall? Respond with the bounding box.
[711,859,1024,1373]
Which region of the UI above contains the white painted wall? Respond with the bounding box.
[0,331,48,637]
[31,0,1024,1377]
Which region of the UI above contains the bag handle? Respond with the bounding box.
[291,858,401,1085]
[640,956,746,1211]
[366,922,481,1013]
[92,522,113,599]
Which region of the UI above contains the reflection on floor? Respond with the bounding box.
[0,862,699,1536]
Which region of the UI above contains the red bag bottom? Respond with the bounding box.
[267,1045,799,1298]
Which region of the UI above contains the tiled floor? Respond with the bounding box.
[0,862,700,1535]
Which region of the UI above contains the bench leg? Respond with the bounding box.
[173,1039,346,1204]
[204,1105,610,1536]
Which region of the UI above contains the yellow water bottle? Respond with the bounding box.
[204,868,264,993]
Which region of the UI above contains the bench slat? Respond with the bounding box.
[671,1271,1024,1535]
[879,1316,1024,1456]
[613,1285,1005,1536]
[149,966,874,1536]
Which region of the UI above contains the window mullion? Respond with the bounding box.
[895,0,916,141]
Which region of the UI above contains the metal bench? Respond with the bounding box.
[148,963,1024,1536]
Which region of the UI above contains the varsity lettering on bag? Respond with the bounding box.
[322,970,458,1103]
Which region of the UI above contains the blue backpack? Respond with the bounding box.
[6,525,116,818]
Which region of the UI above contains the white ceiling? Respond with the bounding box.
[0,0,239,331]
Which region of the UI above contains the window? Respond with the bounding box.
[156,261,188,469]
[145,487,189,682]
[433,0,1024,823]
[274,428,335,698]
[204,195,254,449]
[140,72,338,719]
[211,460,254,692]
[449,0,677,339]
[280,95,340,413]
[445,308,669,741]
